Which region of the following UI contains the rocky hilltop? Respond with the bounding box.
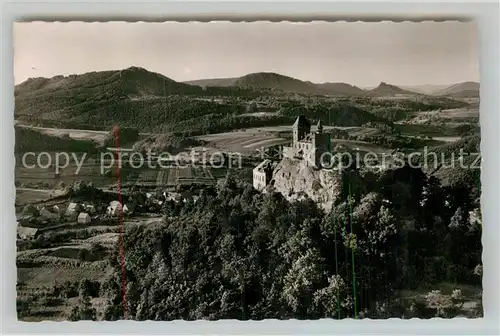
[268,158,341,211]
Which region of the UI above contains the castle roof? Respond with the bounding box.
[293,116,311,128]
[254,159,274,173]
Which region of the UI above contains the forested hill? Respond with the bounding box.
[14,67,261,132]
[101,164,482,320]
[233,72,322,94]
[187,72,366,96]
[366,82,419,97]
[14,68,386,133]
[436,82,480,98]
[15,66,204,98]
[14,67,472,135]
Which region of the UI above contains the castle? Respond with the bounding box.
[282,116,330,167]
[253,116,331,191]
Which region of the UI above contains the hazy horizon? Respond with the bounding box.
[14,21,479,87]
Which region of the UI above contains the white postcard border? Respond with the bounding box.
[1,1,499,335]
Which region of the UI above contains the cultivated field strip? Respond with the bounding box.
[16,161,223,191]
[125,166,218,187]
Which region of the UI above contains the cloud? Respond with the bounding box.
[183,66,192,75]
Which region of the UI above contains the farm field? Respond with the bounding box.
[194,126,366,154]
[195,132,288,154]
[124,165,219,187]
[400,107,479,125]
[15,159,229,206]
[432,136,462,142]
[238,111,279,117]
[330,139,390,154]
[15,164,117,190]
[15,123,156,146]
[197,125,358,140]
[394,123,480,138]
[404,135,462,143]
[16,124,111,145]
[16,188,58,206]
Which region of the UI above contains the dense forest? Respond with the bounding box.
[95,161,481,320]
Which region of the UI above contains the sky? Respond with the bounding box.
[13,21,479,87]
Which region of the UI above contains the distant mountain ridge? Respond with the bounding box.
[392,82,479,97]
[314,82,366,96]
[15,67,478,134]
[19,67,478,99]
[234,72,326,94]
[186,72,366,96]
[436,81,479,97]
[13,67,397,135]
[398,84,452,95]
[15,66,204,98]
[186,73,478,97]
[366,82,420,97]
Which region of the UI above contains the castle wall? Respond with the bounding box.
[253,170,267,191]
[253,160,276,191]
[312,133,331,168]
[282,146,294,159]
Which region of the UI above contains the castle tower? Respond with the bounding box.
[316,120,323,134]
[313,119,329,168]
[292,116,311,145]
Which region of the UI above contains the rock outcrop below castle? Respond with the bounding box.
[268,157,341,212]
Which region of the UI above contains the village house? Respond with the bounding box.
[107,201,122,217]
[65,202,82,219]
[77,212,91,224]
[123,204,132,214]
[163,190,195,204]
[17,226,39,240]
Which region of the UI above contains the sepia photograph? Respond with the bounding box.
[14,20,482,321]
